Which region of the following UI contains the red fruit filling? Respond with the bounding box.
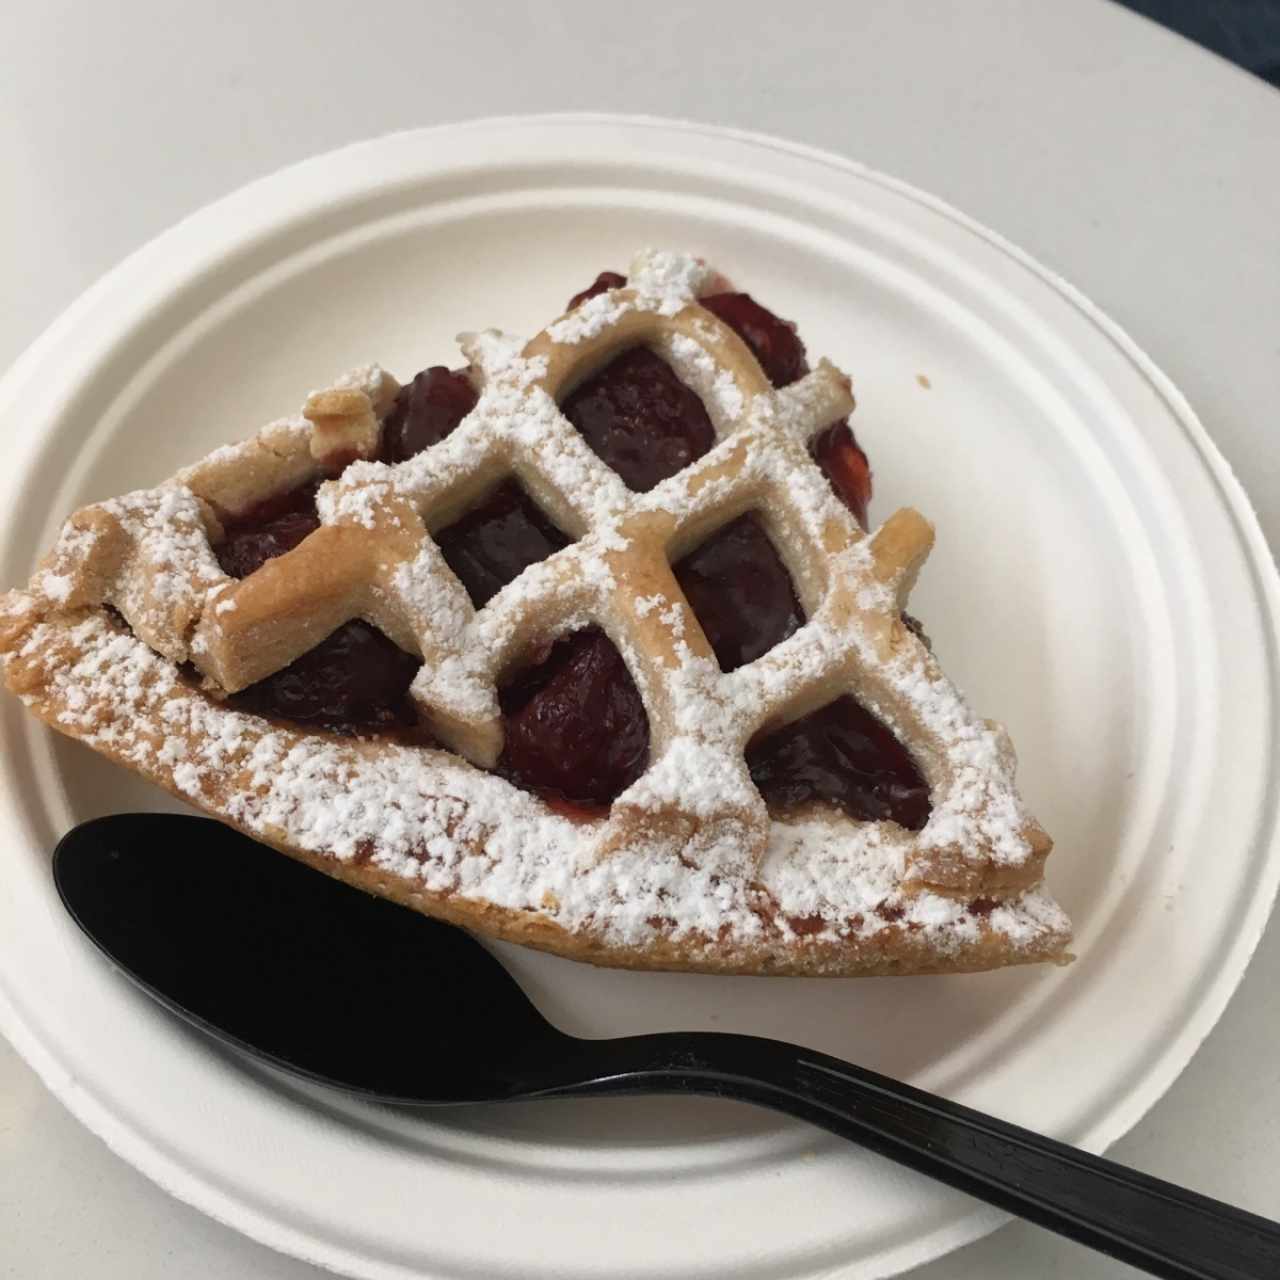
[746,697,930,830]
[215,490,420,734]
[700,291,810,389]
[435,479,570,608]
[566,270,627,311]
[213,271,924,823]
[380,366,477,464]
[214,480,322,580]
[561,347,716,493]
[227,616,422,734]
[498,628,649,812]
[673,514,802,672]
[811,421,872,532]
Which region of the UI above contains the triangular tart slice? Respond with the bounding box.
[0,251,1070,975]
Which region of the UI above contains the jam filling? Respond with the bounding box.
[673,514,803,672]
[214,480,322,579]
[562,347,716,493]
[381,366,478,464]
[227,616,422,734]
[700,291,810,389]
[212,270,925,825]
[567,270,627,311]
[746,697,930,830]
[498,627,649,811]
[215,491,420,734]
[812,421,872,533]
[435,479,570,609]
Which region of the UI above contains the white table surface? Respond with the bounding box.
[3,2,1278,1276]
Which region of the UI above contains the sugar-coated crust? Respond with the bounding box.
[0,250,1072,976]
[1,605,1070,975]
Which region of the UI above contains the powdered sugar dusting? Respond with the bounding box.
[545,248,711,345]
[459,329,526,381]
[662,332,746,425]
[629,248,712,311]
[0,249,1069,971]
[316,471,391,530]
[324,363,390,399]
[104,487,225,595]
[7,611,1069,962]
[547,292,635,345]
[37,572,74,603]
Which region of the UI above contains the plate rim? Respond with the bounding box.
[1,111,1277,1280]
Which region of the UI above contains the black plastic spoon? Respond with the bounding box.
[53,813,1279,1280]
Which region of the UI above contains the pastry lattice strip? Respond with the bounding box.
[19,251,1051,896]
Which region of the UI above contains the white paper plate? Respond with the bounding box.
[1,116,1277,1280]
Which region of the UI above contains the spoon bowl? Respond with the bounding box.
[54,812,559,1103]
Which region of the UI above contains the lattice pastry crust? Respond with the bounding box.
[0,251,1071,975]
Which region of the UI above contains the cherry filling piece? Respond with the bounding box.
[746,698,930,830]
[215,489,420,734]
[435,479,570,608]
[561,347,716,493]
[674,515,802,672]
[381,366,477,464]
[499,628,649,811]
[214,481,322,579]
[811,421,872,532]
[567,270,627,311]
[229,621,422,733]
[700,292,810,390]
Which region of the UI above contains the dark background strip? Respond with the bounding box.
[1120,0,1280,87]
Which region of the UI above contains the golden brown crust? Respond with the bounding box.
[0,250,1071,976]
[2,601,1071,976]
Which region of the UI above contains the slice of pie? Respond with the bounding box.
[0,251,1071,975]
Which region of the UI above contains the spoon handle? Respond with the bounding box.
[574,1033,1278,1280]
